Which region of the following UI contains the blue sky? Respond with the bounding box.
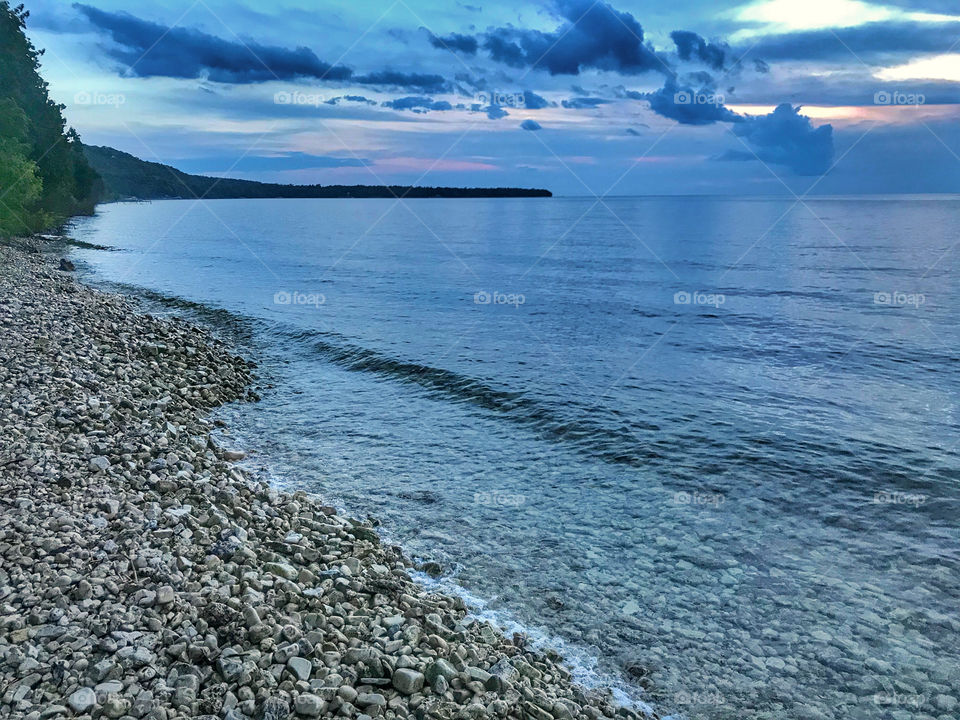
[23,0,960,194]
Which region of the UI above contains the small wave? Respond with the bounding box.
[271,325,663,467]
[100,282,254,340]
[410,570,654,715]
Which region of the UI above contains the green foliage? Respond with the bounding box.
[0,1,101,237]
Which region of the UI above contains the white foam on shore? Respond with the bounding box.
[409,570,653,716]
[209,413,658,718]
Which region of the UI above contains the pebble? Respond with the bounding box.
[67,688,96,713]
[0,240,624,720]
[392,668,425,695]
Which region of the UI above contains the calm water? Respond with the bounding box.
[68,197,959,719]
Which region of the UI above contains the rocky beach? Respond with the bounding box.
[0,237,640,720]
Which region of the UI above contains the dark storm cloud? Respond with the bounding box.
[427,31,479,55]
[354,71,449,92]
[523,90,551,109]
[671,31,728,71]
[73,4,352,83]
[520,119,542,130]
[745,20,960,61]
[481,0,668,76]
[645,79,740,125]
[642,76,836,175]
[725,104,835,176]
[561,97,611,109]
[486,105,509,119]
[74,4,449,92]
[614,86,645,100]
[382,96,453,112]
[325,95,377,106]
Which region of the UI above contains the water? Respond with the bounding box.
[67,196,959,719]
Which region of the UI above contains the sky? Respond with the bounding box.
[22,0,960,195]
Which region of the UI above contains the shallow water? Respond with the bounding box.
[68,196,959,719]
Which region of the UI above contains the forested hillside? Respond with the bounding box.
[0,2,100,236]
[83,144,552,200]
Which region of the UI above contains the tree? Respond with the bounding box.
[0,2,100,237]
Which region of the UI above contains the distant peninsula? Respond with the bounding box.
[82,145,552,201]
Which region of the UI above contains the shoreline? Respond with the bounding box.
[0,236,645,720]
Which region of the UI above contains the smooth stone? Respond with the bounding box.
[293,693,324,717]
[265,562,299,580]
[288,656,312,681]
[355,693,386,708]
[392,669,424,695]
[67,688,97,713]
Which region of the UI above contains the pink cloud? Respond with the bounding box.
[375,157,499,172]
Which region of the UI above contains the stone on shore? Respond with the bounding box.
[0,238,623,720]
[67,688,96,713]
[392,668,425,695]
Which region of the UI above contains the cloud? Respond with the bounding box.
[728,104,835,175]
[354,71,449,93]
[325,95,377,106]
[523,90,551,109]
[745,20,960,61]
[486,105,509,119]
[481,0,668,75]
[74,4,352,83]
[625,127,642,135]
[561,97,611,109]
[645,79,740,125]
[382,96,453,112]
[641,77,836,174]
[671,30,728,70]
[521,119,542,130]
[178,153,369,173]
[427,32,479,55]
[74,4,449,92]
[614,86,646,100]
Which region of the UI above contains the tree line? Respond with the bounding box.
[0,2,100,237]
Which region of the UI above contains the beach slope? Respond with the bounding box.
[0,238,634,720]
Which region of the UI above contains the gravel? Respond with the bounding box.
[0,237,640,720]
